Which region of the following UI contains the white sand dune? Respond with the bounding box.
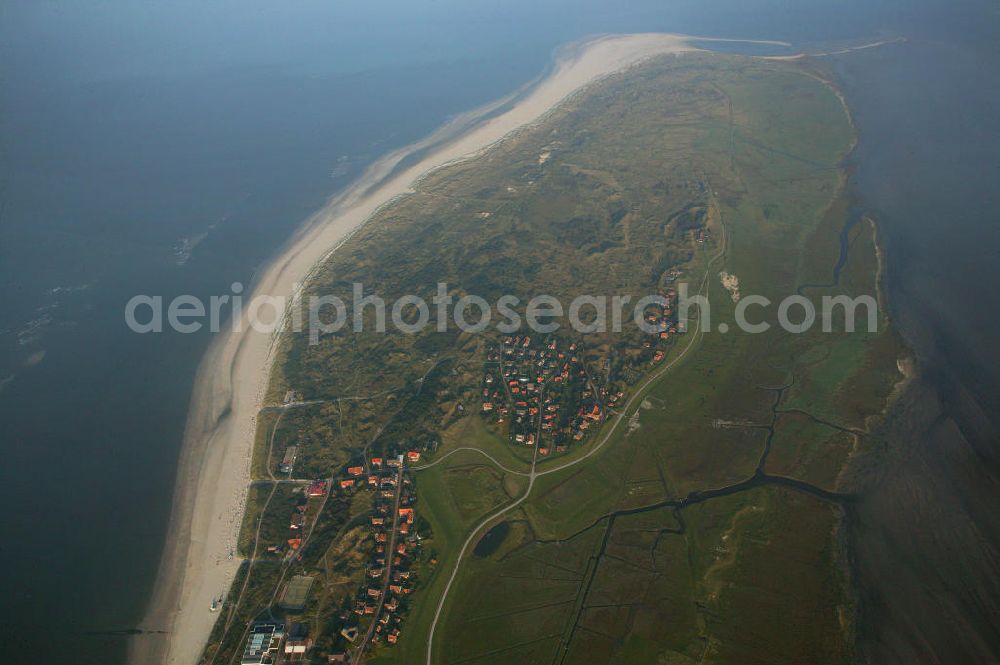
[130,32,697,665]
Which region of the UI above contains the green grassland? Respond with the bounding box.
[393,54,899,665]
[203,50,903,664]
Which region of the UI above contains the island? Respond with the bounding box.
[171,38,903,665]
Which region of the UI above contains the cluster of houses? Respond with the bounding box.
[268,480,327,554]
[252,455,425,662]
[480,336,607,454]
[479,292,683,453]
[337,453,422,653]
[640,287,679,363]
[337,450,420,492]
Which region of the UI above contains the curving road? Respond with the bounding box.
[411,447,531,477]
[423,214,727,664]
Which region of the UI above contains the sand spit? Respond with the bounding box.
[130,32,697,665]
[762,36,907,61]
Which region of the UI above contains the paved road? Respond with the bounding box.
[423,311,706,664]
[424,212,727,665]
[353,462,405,664]
[411,447,530,477]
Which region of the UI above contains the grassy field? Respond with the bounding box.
[202,50,903,664]
[394,54,899,664]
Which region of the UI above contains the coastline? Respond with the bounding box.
[130,32,698,665]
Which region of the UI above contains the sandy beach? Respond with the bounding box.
[131,32,696,665]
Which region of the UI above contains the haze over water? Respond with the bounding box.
[1,1,996,662]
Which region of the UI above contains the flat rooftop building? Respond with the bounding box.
[241,622,285,665]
